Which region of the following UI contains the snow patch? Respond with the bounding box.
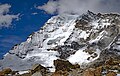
[67,47,101,65]
[18,70,29,75]
[67,47,90,64]
[79,31,90,40]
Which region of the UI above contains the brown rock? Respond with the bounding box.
[2,68,12,74]
[52,71,62,76]
[105,64,111,69]
[52,70,68,76]
[73,64,80,69]
[111,65,120,70]
[68,68,83,76]
[52,73,61,76]
[105,57,119,65]
[106,71,116,76]
[54,59,77,72]
[83,68,95,76]
[95,66,102,76]
[0,71,4,76]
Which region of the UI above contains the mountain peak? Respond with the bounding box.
[0,12,120,73]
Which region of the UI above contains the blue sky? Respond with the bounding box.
[0,0,54,58]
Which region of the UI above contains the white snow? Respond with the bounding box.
[68,49,90,64]
[68,47,90,64]
[27,37,32,43]
[68,47,101,65]
[92,21,99,29]
[91,18,111,30]
[113,45,120,50]
[18,70,29,75]
[79,31,90,40]
[43,18,76,48]
[117,74,120,76]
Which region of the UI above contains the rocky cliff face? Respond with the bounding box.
[0,11,120,73]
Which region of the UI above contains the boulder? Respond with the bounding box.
[112,65,120,70]
[31,64,47,74]
[52,70,68,76]
[54,59,80,72]
[83,68,95,76]
[94,66,102,76]
[2,68,12,74]
[106,71,116,76]
[30,64,47,76]
[105,57,120,65]
[0,71,4,76]
[68,68,83,76]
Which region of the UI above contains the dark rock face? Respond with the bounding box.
[54,59,74,71]
[54,59,80,72]
[97,25,119,50]
[57,46,76,59]
[54,41,82,59]
[71,41,81,50]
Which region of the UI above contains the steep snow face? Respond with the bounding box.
[0,14,79,72]
[0,12,120,72]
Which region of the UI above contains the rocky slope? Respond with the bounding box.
[0,11,120,75]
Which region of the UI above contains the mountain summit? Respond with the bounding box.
[0,11,120,73]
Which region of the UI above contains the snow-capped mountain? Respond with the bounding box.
[0,11,120,72]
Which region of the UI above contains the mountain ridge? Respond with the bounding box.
[0,11,120,73]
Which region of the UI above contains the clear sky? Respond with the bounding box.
[0,0,54,58]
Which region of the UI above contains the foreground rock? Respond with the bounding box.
[106,71,117,76]
[54,59,80,72]
[0,57,120,76]
[52,58,120,76]
[83,68,95,76]
[0,68,13,76]
[0,64,48,76]
[32,71,42,76]
[30,64,48,75]
[52,59,80,76]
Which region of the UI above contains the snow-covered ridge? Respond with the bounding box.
[0,11,120,72]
